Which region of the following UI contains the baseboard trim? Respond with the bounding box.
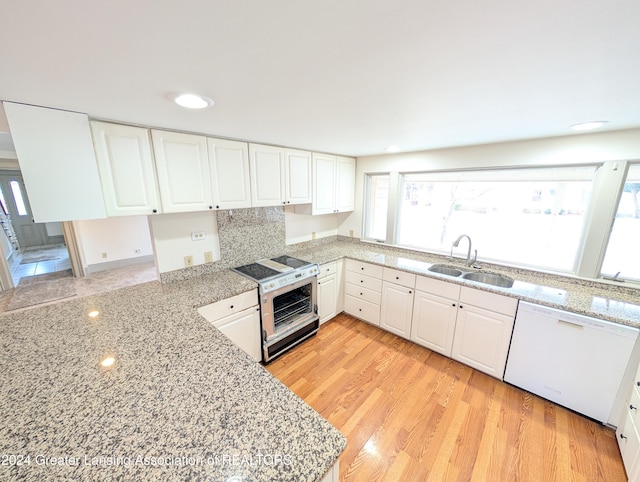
[85,255,155,275]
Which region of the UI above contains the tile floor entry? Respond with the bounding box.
[1,244,158,314]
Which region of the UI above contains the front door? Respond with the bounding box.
[0,171,48,248]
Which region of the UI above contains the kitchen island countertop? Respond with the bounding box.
[0,269,345,481]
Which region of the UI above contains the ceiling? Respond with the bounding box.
[1,0,639,157]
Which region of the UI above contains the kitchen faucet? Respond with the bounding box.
[450,234,477,267]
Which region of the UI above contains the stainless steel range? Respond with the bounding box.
[233,255,320,363]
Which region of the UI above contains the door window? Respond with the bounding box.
[9,180,28,216]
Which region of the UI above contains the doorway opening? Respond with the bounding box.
[0,169,72,287]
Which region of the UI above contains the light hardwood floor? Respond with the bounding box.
[267,313,627,482]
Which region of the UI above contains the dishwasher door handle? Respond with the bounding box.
[557,319,584,329]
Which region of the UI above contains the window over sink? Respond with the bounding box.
[364,165,597,273]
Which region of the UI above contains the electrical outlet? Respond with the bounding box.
[191,231,206,241]
[134,248,141,255]
[312,231,316,240]
[204,251,213,263]
[184,255,194,267]
[349,229,354,237]
[101,252,107,259]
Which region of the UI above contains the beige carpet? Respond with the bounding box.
[7,278,77,311]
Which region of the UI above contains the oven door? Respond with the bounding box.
[260,276,318,362]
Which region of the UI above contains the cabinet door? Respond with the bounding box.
[3,102,106,222]
[249,143,285,207]
[284,149,312,205]
[380,281,414,339]
[215,307,262,362]
[335,156,355,212]
[452,304,515,379]
[312,153,336,214]
[411,290,458,357]
[318,273,337,324]
[152,130,212,213]
[91,122,160,216]
[208,138,251,209]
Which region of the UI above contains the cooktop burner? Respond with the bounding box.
[233,263,279,281]
[232,256,318,286]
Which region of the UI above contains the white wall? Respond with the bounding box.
[74,215,153,268]
[339,128,640,239]
[284,206,346,245]
[148,211,220,273]
[45,222,63,237]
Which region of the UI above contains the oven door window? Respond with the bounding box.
[272,282,313,329]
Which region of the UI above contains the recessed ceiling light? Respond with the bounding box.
[570,121,609,131]
[169,93,214,109]
[88,310,100,318]
[385,145,401,153]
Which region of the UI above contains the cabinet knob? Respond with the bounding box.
[152,209,157,213]
[209,205,213,209]
[631,404,638,411]
[360,292,363,296]
[230,305,234,309]
[459,305,464,309]
[636,381,640,387]
[360,280,364,283]
[396,276,399,280]
[452,303,456,307]
[216,205,220,209]
[287,201,291,204]
[409,290,412,294]
[359,308,362,312]
[620,433,628,440]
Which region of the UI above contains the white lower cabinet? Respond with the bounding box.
[411,290,459,356]
[411,276,516,379]
[617,356,640,478]
[318,261,339,324]
[379,267,416,339]
[451,287,518,379]
[197,290,262,362]
[344,259,383,326]
[319,460,339,482]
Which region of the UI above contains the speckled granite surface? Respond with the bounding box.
[287,240,640,327]
[0,270,345,481]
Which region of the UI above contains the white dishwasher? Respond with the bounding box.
[504,301,638,424]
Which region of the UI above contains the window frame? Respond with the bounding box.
[361,161,636,283]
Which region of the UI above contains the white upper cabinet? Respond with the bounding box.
[284,148,312,205]
[207,138,251,209]
[249,143,285,207]
[90,121,161,216]
[3,102,107,222]
[335,156,356,212]
[151,130,213,213]
[312,153,356,214]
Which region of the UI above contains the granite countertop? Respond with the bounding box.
[0,270,345,482]
[287,240,640,327]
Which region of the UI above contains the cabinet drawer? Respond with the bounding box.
[383,267,416,288]
[345,294,380,326]
[416,275,461,300]
[460,286,517,316]
[345,270,383,293]
[319,261,337,279]
[345,259,384,278]
[197,290,258,322]
[345,281,382,305]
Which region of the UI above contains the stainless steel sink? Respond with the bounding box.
[462,271,514,288]
[427,264,463,277]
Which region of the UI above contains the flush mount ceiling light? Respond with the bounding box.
[385,145,401,153]
[169,92,214,109]
[570,121,609,131]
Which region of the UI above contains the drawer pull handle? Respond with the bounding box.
[631,404,638,411]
